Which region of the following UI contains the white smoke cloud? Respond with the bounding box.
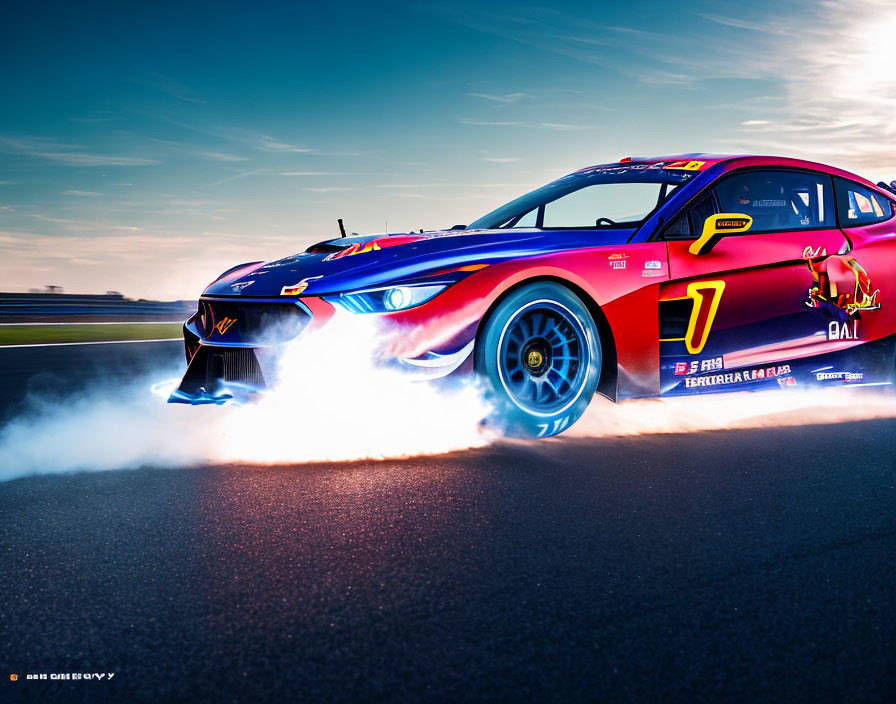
[565,386,896,438]
[0,315,493,481]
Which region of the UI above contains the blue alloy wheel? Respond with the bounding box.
[476,282,601,437]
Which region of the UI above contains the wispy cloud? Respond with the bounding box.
[459,119,592,131]
[198,168,270,189]
[458,119,522,126]
[40,153,158,166]
[483,157,521,163]
[24,212,142,232]
[428,6,690,85]
[159,117,316,154]
[466,92,532,104]
[0,136,159,166]
[199,151,249,162]
[441,1,896,173]
[538,122,590,131]
[698,13,792,36]
[279,171,344,176]
[257,136,315,153]
[62,190,103,196]
[141,72,206,104]
[709,0,896,173]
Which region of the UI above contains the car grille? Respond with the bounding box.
[206,348,265,387]
[197,298,311,344]
[177,346,266,394]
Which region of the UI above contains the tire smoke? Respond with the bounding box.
[0,315,493,481]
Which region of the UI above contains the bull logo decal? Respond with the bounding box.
[805,253,880,316]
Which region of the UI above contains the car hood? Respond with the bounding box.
[203,227,636,297]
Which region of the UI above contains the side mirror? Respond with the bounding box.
[689,213,752,256]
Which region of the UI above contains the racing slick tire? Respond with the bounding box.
[476,282,601,437]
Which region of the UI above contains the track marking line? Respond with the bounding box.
[0,338,182,349]
[0,321,184,326]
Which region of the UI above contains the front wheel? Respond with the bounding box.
[475,282,601,437]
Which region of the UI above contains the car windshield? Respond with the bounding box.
[468,165,698,230]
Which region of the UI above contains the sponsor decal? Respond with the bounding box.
[212,317,237,336]
[674,356,724,376]
[750,199,787,207]
[576,163,666,177]
[778,376,797,387]
[684,364,791,389]
[642,270,665,277]
[280,275,323,296]
[664,160,706,171]
[608,253,629,269]
[815,371,863,382]
[607,252,629,261]
[805,254,880,315]
[716,217,750,230]
[644,260,662,270]
[827,320,859,340]
[230,280,254,292]
[802,245,827,259]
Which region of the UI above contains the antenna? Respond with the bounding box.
[337,218,346,238]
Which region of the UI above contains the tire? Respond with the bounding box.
[475,282,601,437]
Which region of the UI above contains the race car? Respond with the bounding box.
[171,153,896,436]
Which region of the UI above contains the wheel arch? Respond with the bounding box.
[473,275,618,401]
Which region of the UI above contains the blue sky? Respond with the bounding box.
[2,0,894,298]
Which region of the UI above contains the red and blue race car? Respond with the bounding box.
[172,153,896,436]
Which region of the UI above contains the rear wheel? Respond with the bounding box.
[476,282,601,437]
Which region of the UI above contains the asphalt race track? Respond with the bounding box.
[1,343,894,703]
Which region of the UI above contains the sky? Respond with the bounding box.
[2,0,895,300]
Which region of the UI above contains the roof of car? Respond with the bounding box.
[574,153,892,198]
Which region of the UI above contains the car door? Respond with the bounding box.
[658,168,850,394]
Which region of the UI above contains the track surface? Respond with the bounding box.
[1,344,894,702]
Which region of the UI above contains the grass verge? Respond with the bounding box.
[0,323,183,346]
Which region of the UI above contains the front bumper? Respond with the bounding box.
[169,294,476,404]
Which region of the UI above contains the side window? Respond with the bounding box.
[511,208,538,228]
[663,193,716,240]
[834,177,894,226]
[713,170,834,232]
[664,211,691,238]
[688,194,717,236]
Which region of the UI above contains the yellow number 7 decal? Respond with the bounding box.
[684,281,725,354]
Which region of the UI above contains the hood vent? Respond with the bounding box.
[306,242,346,254]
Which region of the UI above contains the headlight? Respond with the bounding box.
[333,283,449,313]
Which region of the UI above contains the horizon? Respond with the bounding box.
[3,0,896,299]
